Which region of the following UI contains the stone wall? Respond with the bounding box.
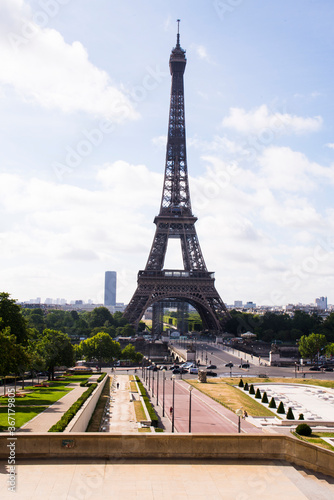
[0,433,333,477]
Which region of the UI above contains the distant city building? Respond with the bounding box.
[104,271,117,306]
[244,301,256,310]
[234,300,243,307]
[315,296,327,310]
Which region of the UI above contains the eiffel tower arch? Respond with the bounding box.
[124,23,230,334]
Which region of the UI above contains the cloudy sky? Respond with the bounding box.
[1,0,334,307]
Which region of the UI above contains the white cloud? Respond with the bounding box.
[0,0,138,121]
[221,104,322,135]
[326,143,334,150]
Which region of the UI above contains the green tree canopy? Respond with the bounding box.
[35,329,74,379]
[80,332,121,364]
[298,333,327,361]
[0,292,30,344]
[0,327,29,377]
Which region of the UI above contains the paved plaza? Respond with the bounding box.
[246,383,334,422]
[1,458,334,499]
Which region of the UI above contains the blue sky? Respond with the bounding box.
[1,0,334,307]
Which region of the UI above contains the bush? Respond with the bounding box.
[296,423,312,436]
[238,379,244,388]
[255,388,261,399]
[261,392,268,404]
[97,372,107,383]
[277,401,285,414]
[298,413,304,420]
[249,384,255,395]
[286,407,295,420]
[269,397,276,409]
[243,382,249,391]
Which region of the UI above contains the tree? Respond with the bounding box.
[35,329,74,379]
[298,333,327,362]
[121,344,143,363]
[0,327,29,379]
[80,332,121,365]
[88,307,114,329]
[326,343,334,357]
[0,292,30,344]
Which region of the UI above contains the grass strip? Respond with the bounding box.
[135,377,159,427]
[186,378,277,417]
[130,381,138,392]
[292,431,334,452]
[134,400,147,422]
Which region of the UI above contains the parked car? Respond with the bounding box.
[239,363,250,369]
[325,367,334,372]
[147,365,158,371]
[225,362,233,367]
[206,364,217,369]
[169,364,179,370]
[189,367,198,374]
[206,370,217,377]
[172,368,188,374]
[309,366,321,371]
[160,365,168,370]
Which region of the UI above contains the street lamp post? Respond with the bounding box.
[188,386,193,433]
[172,375,175,433]
[148,367,151,392]
[162,369,166,417]
[236,409,243,433]
[152,369,155,397]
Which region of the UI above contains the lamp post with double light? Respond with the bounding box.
[156,368,159,406]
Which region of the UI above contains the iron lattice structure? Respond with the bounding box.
[124,28,229,333]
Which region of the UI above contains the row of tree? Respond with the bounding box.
[21,306,146,339]
[225,309,334,343]
[0,293,143,381]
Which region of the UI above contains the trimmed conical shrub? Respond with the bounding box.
[298,413,304,420]
[239,379,244,388]
[249,384,255,395]
[261,391,268,404]
[255,388,261,399]
[277,401,285,414]
[286,407,295,420]
[269,397,276,409]
[243,382,249,391]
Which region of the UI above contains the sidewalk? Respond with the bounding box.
[103,374,138,433]
[20,374,100,432]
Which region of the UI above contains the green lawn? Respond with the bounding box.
[0,374,91,429]
[0,406,46,431]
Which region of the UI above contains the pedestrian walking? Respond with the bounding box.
[117,382,119,389]
[170,406,173,415]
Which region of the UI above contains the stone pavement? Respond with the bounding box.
[20,375,100,433]
[1,458,333,499]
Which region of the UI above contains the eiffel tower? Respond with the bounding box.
[124,22,229,334]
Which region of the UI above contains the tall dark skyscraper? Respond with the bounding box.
[104,271,116,306]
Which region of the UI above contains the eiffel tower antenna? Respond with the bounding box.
[124,31,229,334]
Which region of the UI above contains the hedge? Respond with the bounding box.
[97,372,107,383]
[48,383,97,432]
[136,377,159,427]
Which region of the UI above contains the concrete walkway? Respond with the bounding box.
[20,375,100,433]
[1,458,333,499]
[103,374,138,433]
